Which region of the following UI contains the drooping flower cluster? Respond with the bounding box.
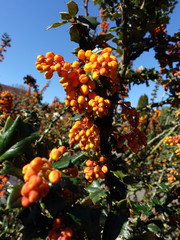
[21,157,62,207]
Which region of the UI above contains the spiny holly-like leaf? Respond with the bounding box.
[77,15,99,30]
[46,21,69,30]
[0,132,39,162]
[0,161,23,179]
[66,0,78,18]
[60,12,72,20]
[7,184,23,209]
[85,180,107,204]
[70,25,80,43]
[52,151,87,169]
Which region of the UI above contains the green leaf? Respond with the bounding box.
[129,201,152,217]
[66,0,78,18]
[0,132,39,162]
[52,151,87,169]
[1,116,14,134]
[93,0,101,5]
[119,220,132,239]
[70,25,80,43]
[77,15,99,30]
[112,170,127,180]
[0,116,22,156]
[147,223,161,233]
[7,184,23,208]
[158,183,169,193]
[46,21,69,30]
[59,12,72,20]
[0,161,23,179]
[85,180,107,204]
[96,33,114,42]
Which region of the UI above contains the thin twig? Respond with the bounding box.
[84,0,89,17]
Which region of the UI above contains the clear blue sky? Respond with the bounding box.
[0,0,179,107]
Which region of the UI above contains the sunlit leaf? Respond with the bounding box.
[60,12,71,20]
[0,132,39,162]
[85,180,107,204]
[147,223,161,233]
[46,21,69,30]
[66,0,78,18]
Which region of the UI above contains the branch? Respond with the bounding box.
[84,0,89,17]
[137,99,170,112]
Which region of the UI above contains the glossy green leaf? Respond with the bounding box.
[52,151,87,169]
[46,21,69,30]
[60,12,71,20]
[0,116,22,156]
[0,161,23,179]
[77,15,99,30]
[0,132,39,162]
[66,0,78,18]
[147,223,161,233]
[7,184,22,209]
[1,116,14,134]
[85,180,107,204]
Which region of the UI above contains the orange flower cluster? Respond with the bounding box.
[68,118,100,152]
[21,157,62,207]
[49,146,66,161]
[150,24,167,39]
[164,135,180,146]
[164,135,180,156]
[167,169,179,183]
[0,174,9,196]
[114,102,147,153]
[35,48,120,118]
[84,156,108,182]
[62,167,78,178]
[48,218,73,240]
[0,91,14,114]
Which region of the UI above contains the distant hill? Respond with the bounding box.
[0,83,26,96]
